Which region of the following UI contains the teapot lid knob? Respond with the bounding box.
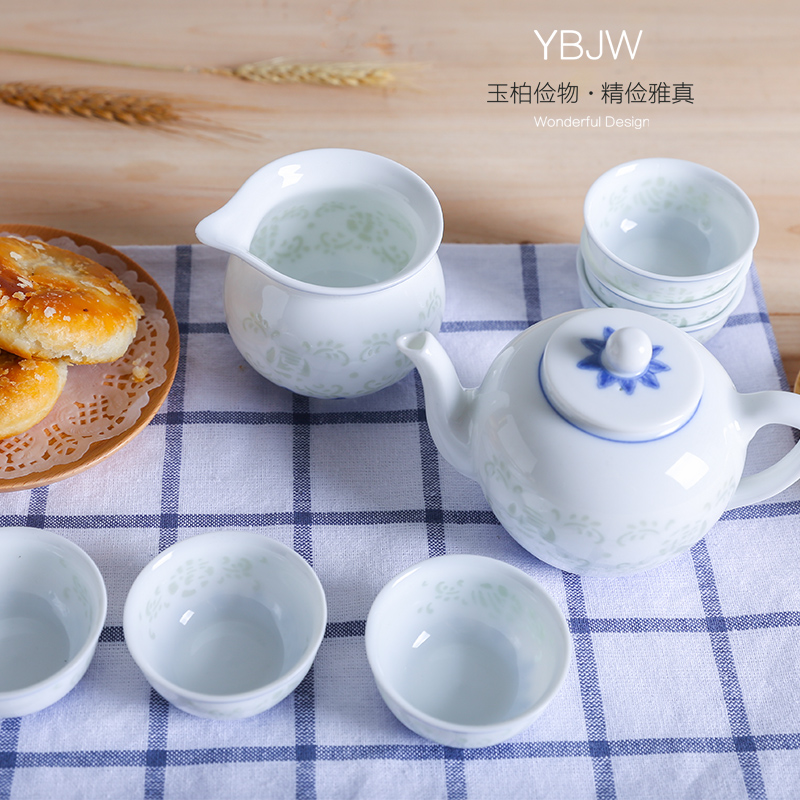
[540,309,704,442]
[602,327,653,377]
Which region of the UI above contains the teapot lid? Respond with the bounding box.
[540,308,704,442]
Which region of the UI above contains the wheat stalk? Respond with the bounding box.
[203,60,397,87]
[0,82,182,126]
[0,81,263,143]
[0,46,404,88]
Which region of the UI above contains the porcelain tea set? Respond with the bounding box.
[5,149,800,749]
[196,148,800,577]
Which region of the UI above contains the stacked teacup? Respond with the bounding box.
[577,158,758,343]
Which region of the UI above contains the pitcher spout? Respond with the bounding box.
[195,166,281,278]
[196,203,266,271]
[397,332,476,480]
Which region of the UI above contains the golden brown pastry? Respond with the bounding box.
[0,237,143,364]
[0,350,68,439]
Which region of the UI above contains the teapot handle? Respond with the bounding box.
[729,390,800,509]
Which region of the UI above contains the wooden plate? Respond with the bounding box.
[0,225,179,492]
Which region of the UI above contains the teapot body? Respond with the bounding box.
[470,314,748,576]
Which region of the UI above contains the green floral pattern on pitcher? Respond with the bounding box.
[250,193,417,282]
[238,286,443,398]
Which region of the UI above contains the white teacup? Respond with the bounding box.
[123,532,327,720]
[365,555,572,748]
[582,158,758,303]
[577,249,748,343]
[196,149,445,399]
[0,527,107,718]
[578,244,749,328]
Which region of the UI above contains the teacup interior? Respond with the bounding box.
[133,545,323,696]
[393,616,521,725]
[161,594,286,695]
[0,538,102,692]
[372,568,568,727]
[585,160,757,277]
[0,591,72,691]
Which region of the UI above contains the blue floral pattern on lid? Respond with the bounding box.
[540,310,703,442]
[577,326,670,395]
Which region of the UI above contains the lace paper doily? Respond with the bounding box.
[0,234,174,482]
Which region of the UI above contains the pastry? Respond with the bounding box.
[0,236,143,364]
[0,350,68,439]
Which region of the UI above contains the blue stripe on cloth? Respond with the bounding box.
[292,392,320,800]
[440,320,529,333]
[722,499,800,521]
[4,494,800,536]
[0,509,500,531]
[725,311,771,329]
[570,611,800,634]
[563,572,617,800]
[144,244,193,799]
[183,321,229,335]
[99,625,125,642]
[158,244,193,555]
[0,718,21,800]
[25,485,48,529]
[98,605,800,653]
[413,296,466,792]
[295,668,318,800]
[326,620,366,638]
[144,690,170,799]
[444,747,467,800]
[292,393,314,565]
[521,244,541,325]
[692,539,766,800]
[149,408,426,426]
[414,372,447,559]
[6,732,800,771]
[730,268,786,390]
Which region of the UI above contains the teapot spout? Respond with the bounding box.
[397,332,476,480]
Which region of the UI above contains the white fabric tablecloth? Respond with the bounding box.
[1,243,799,800]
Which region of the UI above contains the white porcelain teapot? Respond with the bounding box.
[398,308,800,576]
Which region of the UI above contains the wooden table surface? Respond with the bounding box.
[2,0,799,380]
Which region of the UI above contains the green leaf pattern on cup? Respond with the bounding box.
[142,555,267,639]
[601,177,711,230]
[58,556,92,621]
[359,332,401,364]
[175,682,295,720]
[417,578,524,620]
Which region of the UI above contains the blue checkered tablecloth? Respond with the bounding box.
[2,243,800,800]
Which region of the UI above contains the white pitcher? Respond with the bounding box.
[196,148,445,398]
